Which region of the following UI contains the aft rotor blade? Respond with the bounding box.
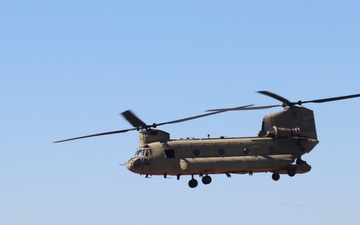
[122,110,147,129]
[54,128,137,143]
[156,104,254,126]
[258,90,360,106]
[257,91,293,107]
[301,93,360,104]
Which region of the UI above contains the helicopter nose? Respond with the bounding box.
[125,160,132,170]
[126,157,142,172]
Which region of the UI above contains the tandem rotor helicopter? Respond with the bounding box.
[55,91,360,188]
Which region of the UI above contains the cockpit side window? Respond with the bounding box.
[144,149,152,158]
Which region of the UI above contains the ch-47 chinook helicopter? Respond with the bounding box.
[55,91,360,188]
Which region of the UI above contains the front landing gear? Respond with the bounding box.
[188,175,212,188]
[272,173,280,181]
[188,178,198,188]
[202,175,212,185]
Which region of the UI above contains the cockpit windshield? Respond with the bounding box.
[135,149,143,157]
[134,147,152,158]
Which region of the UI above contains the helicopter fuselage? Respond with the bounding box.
[126,130,318,178]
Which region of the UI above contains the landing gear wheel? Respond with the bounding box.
[288,169,296,177]
[188,179,198,188]
[272,173,280,181]
[202,175,212,185]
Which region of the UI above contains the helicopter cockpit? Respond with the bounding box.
[126,146,153,173]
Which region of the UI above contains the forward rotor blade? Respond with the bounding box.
[301,93,360,104]
[54,128,137,143]
[257,91,293,107]
[122,110,147,129]
[156,105,254,126]
[206,104,279,112]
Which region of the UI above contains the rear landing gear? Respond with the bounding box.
[272,167,297,181]
[288,168,296,177]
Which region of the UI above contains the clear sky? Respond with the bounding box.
[1,1,360,225]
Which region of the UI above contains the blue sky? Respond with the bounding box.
[1,1,360,224]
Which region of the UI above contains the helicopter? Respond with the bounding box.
[55,91,360,188]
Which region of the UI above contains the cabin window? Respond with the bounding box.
[268,146,276,154]
[218,148,225,156]
[164,149,175,158]
[243,148,250,155]
[193,149,200,157]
